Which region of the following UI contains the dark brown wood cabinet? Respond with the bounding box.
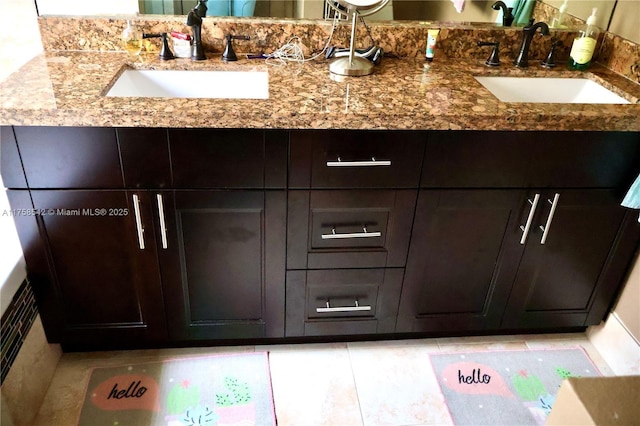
[2,125,638,349]
[8,189,167,347]
[398,131,640,334]
[396,190,527,332]
[502,189,639,329]
[158,190,286,340]
[2,126,287,349]
[286,130,423,337]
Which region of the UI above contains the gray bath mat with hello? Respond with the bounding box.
[78,352,276,426]
[430,348,600,425]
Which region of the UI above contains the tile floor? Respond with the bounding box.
[32,332,616,425]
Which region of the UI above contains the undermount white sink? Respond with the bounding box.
[474,76,630,104]
[106,69,269,99]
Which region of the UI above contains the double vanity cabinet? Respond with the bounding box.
[2,126,639,350]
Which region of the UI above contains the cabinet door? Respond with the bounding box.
[502,190,639,328]
[24,190,166,348]
[396,190,526,333]
[158,190,286,340]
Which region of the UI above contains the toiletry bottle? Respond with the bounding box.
[426,29,440,62]
[550,0,568,29]
[122,20,142,58]
[568,8,600,70]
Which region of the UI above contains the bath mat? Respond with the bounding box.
[430,348,600,425]
[78,352,276,426]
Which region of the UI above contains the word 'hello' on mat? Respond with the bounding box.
[78,352,276,426]
[430,348,601,426]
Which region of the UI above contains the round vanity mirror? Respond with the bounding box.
[334,0,384,12]
[326,0,389,76]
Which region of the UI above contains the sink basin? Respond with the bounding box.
[474,77,630,104]
[106,69,269,99]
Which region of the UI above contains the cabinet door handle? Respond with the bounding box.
[519,193,540,245]
[156,194,168,249]
[132,194,145,250]
[539,193,560,245]
[326,156,391,167]
[316,299,372,313]
[321,225,382,240]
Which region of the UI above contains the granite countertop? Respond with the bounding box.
[0,50,639,131]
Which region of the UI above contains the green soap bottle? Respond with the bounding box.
[568,8,600,70]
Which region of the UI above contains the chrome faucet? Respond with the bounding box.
[514,19,550,68]
[186,0,208,60]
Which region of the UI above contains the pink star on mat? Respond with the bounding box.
[519,370,528,377]
[181,380,190,388]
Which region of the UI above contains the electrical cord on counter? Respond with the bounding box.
[256,14,340,66]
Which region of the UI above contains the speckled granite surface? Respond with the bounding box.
[0,50,638,131]
[38,15,577,61]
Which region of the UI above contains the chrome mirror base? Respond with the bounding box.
[329,56,375,76]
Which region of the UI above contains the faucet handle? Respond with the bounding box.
[542,39,563,68]
[478,41,500,67]
[143,32,175,60]
[222,34,251,62]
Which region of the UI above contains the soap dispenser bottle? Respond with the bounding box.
[550,0,568,29]
[568,7,600,70]
[121,20,142,58]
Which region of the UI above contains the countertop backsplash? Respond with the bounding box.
[36,9,639,84]
[37,15,578,62]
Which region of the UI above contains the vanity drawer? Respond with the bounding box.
[168,129,287,189]
[285,269,403,337]
[287,190,417,269]
[1,127,27,189]
[13,126,123,189]
[289,130,424,188]
[421,131,528,188]
[422,131,640,189]
[524,131,640,188]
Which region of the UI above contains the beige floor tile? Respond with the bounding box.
[437,340,529,353]
[524,335,615,376]
[348,344,453,426]
[267,342,363,426]
[435,334,526,345]
[587,319,640,375]
[347,337,441,351]
[1,317,62,426]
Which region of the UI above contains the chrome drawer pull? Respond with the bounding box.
[519,193,540,245]
[156,194,168,249]
[316,299,372,313]
[539,193,560,245]
[326,156,391,167]
[132,194,145,250]
[321,225,382,240]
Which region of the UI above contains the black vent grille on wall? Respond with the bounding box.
[1,278,38,384]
